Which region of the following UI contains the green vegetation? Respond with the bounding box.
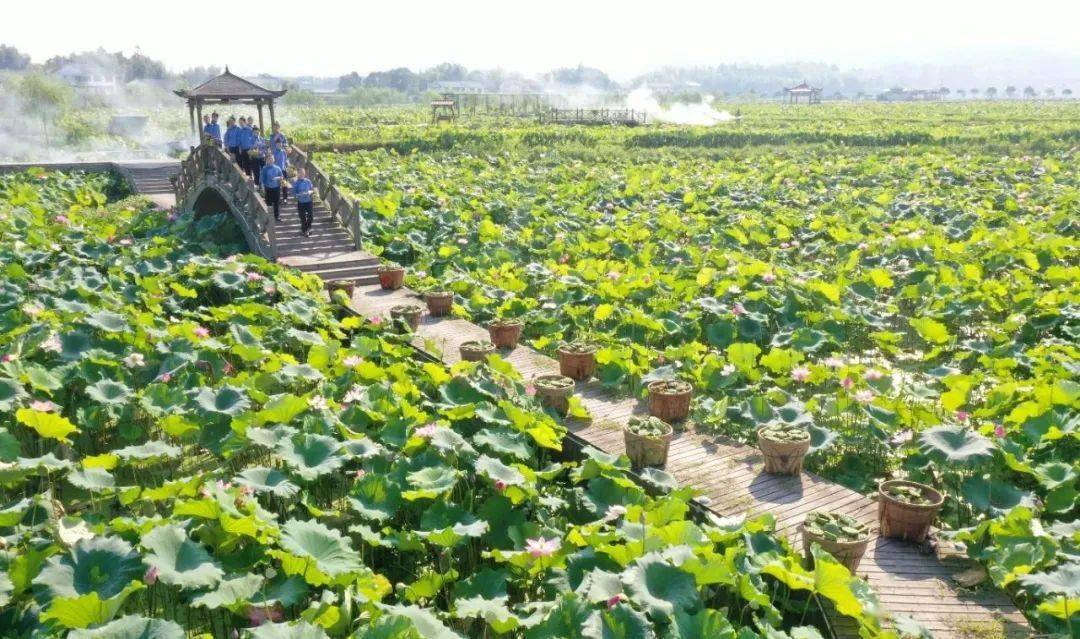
[312,101,1079,634]
[0,170,907,638]
[802,513,870,543]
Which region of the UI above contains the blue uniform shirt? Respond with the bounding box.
[204,122,222,143]
[293,178,314,204]
[253,137,269,157]
[260,164,284,188]
[224,125,238,147]
[271,131,288,150]
[238,125,255,150]
[273,148,288,172]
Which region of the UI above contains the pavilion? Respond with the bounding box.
[785,82,822,105]
[174,67,287,136]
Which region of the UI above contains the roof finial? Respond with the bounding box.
[224,65,230,74]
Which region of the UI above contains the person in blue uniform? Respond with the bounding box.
[260,155,284,221]
[270,144,287,201]
[238,117,255,176]
[203,112,222,146]
[250,128,269,187]
[292,167,315,236]
[224,117,240,164]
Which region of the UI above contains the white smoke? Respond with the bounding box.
[0,70,191,163]
[626,88,737,126]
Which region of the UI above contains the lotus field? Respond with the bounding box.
[313,102,1080,635]
[0,170,919,638]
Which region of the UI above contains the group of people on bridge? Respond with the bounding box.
[201,113,316,236]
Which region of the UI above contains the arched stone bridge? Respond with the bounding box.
[171,144,379,284]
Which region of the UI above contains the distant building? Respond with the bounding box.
[877,88,942,102]
[56,62,120,94]
[430,80,484,94]
[785,82,822,104]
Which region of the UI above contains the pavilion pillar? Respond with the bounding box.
[195,102,203,141]
[188,101,196,135]
[257,101,265,133]
[268,102,276,129]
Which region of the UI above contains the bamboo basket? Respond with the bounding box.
[647,381,692,423]
[624,425,673,468]
[800,523,873,572]
[426,292,454,316]
[878,480,944,543]
[757,429,811,475]
[488,321,523,348]
[557,347,597,381]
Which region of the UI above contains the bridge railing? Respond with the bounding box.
[173,145,277,259]
[288,147,362,250]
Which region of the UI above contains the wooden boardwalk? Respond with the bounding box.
[119,151,1033,639]
[348,284,1031,639]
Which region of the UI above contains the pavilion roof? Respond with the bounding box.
[174,67,286,101]
[785,82,822,93]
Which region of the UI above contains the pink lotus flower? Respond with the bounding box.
[603,505,627,522]
[343,355,363,367]
[780,242,790,249]
[494,479,507,492]
[721,364,736,376]
[119,238,132,246]
[0,354,13,363]
[858,242,869,250]
[308,395,329,411]
[246,271,264,282]
[841,377,854,390]
[731,302,746,317]
[762,272,776,283]
[370,316,382,326]
[240,485,255,496]
[558,254,569,264]
[41,334,62,353]
[54,214,69,225]
[193,326,210,339]
[791,367,811,382]
[823,356,844,368]
[245,604,282,626]
[22,303,43,317]
[956,410,969,422]
[525,384,536,397]
[864,369,884,381]
[167,213,178,222]
[223,361,235,375]
[30,400,57,412]
[525,536,560,559]
[143,566,158,585]
[343,385,364,404]
[123,353,145,368]
[355,469,367,480]
[415,423,441,438]
[607,594,627,609]
[263,284,277,295]
[607,271,620,281]
[158,372,172,383]
[854,389,875,404]
[216,479,231,490]
[993,424,1006,438]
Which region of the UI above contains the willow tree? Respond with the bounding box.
[16,73,74,147]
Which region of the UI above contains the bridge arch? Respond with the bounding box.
[172,145,277,259]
